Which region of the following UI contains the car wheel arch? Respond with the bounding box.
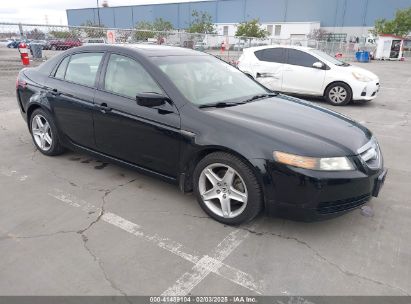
[324,80,353,98]
[180,146,265,207]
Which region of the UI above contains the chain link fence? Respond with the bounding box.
[1,22,378,65]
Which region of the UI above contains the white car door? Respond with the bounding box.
[281,49,326,95]
[252,48,286,91]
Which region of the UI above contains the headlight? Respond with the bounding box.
[273,151,354,171]
[352,71,372,82]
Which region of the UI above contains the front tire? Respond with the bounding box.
[325,82,352,106]
[30,108,65,156]
[193,152,263,225]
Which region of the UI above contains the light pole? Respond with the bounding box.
[96,0,101,27]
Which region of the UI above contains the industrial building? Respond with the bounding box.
[66,0,411,39]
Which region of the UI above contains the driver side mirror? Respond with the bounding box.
[312,62,324,69]
[136,92,168,108]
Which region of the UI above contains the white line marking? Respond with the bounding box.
[47,188,263,294]
[162,228,260,296]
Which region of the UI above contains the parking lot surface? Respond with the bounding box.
[0,46,410,296]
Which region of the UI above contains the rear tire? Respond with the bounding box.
[193,152,263,225]
[30,108,65,156]
[325,82,352,106]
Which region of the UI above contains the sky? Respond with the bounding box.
[0,0,205,25]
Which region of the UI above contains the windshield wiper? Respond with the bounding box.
[242,93,278,103]
[199,101,245,109]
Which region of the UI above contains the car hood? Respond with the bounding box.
[205,95,372,157]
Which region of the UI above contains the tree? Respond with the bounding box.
[153,18,174,32]
[133,18,174,42]
[235,19,268,39]
[133,20,155,41]
[307,28,328,40]
[187,10,216,34]
[81,20,106,38]
[372,7,411,37]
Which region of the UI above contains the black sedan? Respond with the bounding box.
[16,45,387,225]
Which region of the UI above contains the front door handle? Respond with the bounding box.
[49,88,61,96]
[97,103,112,113]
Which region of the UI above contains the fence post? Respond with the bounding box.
[18,23,24,39]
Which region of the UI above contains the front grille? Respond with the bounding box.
[317,193,371,214]
[357,137,381,170]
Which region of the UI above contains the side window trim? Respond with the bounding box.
[50,55,71,79]
[98,52,169,102]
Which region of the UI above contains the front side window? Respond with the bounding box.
[287,49,318,68]
[65,53,103,87]
[152,55,268,106]
[104,54,162,99]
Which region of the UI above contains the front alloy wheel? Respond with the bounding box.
[199,163,248,219]
[193,152,263,225]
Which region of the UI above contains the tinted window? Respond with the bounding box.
[104,54,162,99]
[255,48,286,63]
[287,49,318,68]
[54,56,70,79]
[65,53,103,87]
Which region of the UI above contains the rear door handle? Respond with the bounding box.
[97,103,112,113]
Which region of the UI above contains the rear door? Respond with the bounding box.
[252,47,286,91]
[46,52,104,149]
[93,53,181,177]
[281,49,326,95]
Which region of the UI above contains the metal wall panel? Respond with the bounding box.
[132,5,155,24]
[113,7,134,28]
[98,7,115,27]
[217,0,245,23]
[67,8,96,26]
[66,0,411,29]
[285,0,338,26]
[152,4,180,27]
[244,0,287,22]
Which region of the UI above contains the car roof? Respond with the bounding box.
[69,44,205,57]
[244,45,314,52]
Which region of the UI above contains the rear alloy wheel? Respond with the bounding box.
[194,152,263,225]
[325,82,352,106]
[51,45,57,51]
[30,108,65,156]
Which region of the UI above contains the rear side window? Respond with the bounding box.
[287,49,318,68]
[104,54,163,99]
[254,48,286,63]
[65,53,103,87]
[54,56,70,79]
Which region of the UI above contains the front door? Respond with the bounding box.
[93,53,181,177]
[281,48,326,95]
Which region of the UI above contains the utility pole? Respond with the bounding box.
[97,0,101,27]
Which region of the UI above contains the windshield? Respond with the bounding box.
[310,49,349,66]
[151,55,269,106]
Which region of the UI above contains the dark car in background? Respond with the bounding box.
[7,39,31,48]
[44,38,82,50]
[27,40,48,50]
[15,45,387,225]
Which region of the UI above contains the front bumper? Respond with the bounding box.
[352,80,380,101]
[262,160,387,221]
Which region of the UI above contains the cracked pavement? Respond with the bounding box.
[0,47,411,295]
